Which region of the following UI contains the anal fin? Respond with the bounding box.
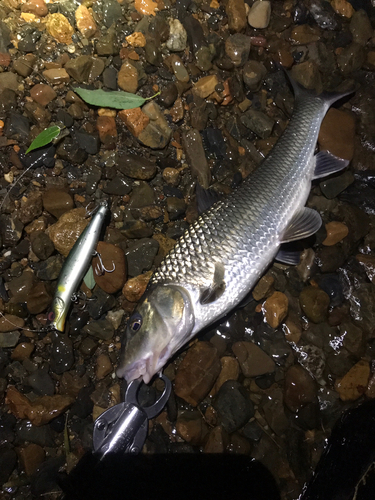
[275,249,301,265]
[199,262,226,305]
[313,151,349,180]
[281,207,322,244]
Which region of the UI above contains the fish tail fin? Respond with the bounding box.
[278,63,354,106]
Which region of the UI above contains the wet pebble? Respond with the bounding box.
[226,0,247,33]
[337,42,366,74]
[322,221,349,246]
[225,34,251,66]
[247,0,271,29]
[318,108,355,161]
[27,370,55,397]
[6,386,74,426]
[213,380,254,433]
[18,443,45,477]
[0,314,24,333]
[166,19,187,52]
[87,288,116,320]
[176,411,208,446]
[335,360,370,401]
[22,0,48,17]
[331,0,354,18]
[30,232,55,261]
[284,365,317,412]
[92,241,126,294]
[349,9,373,46]
[299,286,330,323]
[252,275,274,301]
[75,4,97,39]
[50,334,74,375]
[11,342,34,361]
[125,238,159,276]
[65,56,93,83]
[118,61,138,93]
[243,60,267,91]
[241,109,274,139]
[319,170,354,199]
[117,152,156,180]
[263,291,288,329]
[0,331,20,348]
[118,107,149,138]
[122,271,152,302]
[174,341,221,406]
[46,13,74,44]
[95,353,113,380]
[166,197,186,221]
[232,341,275,377]
[262,387,289,435]
[138,102,172,149]
[211,356,240,396]
[82,318,114,341]
[47,208,88,258]
[182,129,210,188]
[34,254,63,281]
[204,425,229,453]
[0,445,17,485]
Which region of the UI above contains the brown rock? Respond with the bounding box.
[252,275,274,301]
[322,221,349,246]
[232,341,275,377]
[283,318,302,344]
[169,98,184,123]
[284,365,317,412]
[42,68,70,84]
[335,360,370,401]
[277,48,294,69]
[19,191,43,225]
[263,291,288,328]
[11,342,34,361]
[60,371,89,398]
[193,75,219,99]
[92,241,127,294]
[47,207,88,257]
[203,425,229,453]
[18,444,45,476]
[0,53,11,67]
[118,61,138,94]
[162,167,180,186]
[152,233,176,258]
[135,0,158,16]
[290,25,320,45]
[6,386,74,426]
[30,84,57,106]
[96,115,117,145]
[46,13,74,44]
[176,412,209,445]
[138,101,172,149]
[299,286,330,323]
[356,254,375,284]
[42,188,74,219]
[331,0,354,18]
[26,282,52,314]
[226,0,247,32]
[122,271,152,302]
[126,32,146,47]
[75,4,97,39]
[118,107,149,137]
[21,0,48,16]
[96,353,113,380]
[318,108,355,161]
[210,356,240,396]
[174,342,221,406]
[0,314,25,333]
[229,432,252,455]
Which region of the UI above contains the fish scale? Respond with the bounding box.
[117,79,352,383]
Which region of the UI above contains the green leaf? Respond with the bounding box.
[83,266,96,290]
[74,88,147,110]
[26,125,61,154]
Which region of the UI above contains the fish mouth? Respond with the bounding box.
[116,359,148,383]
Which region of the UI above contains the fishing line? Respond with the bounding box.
[0,311,50,333]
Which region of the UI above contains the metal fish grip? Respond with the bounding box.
[93,374,171,458]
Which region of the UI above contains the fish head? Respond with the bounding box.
[116,284,195,384]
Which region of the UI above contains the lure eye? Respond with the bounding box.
[129,313,142,333]
[47,311,55,322]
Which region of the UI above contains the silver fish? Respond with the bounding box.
[48,200,109,332]
[117,77,352,384]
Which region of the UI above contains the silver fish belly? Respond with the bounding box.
[117,82,351,384]
[48,200,108,332]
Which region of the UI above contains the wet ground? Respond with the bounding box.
[0,0,375,498]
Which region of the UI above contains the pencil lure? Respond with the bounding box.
[48,200,110,332]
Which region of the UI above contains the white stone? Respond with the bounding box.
[166,18,187,52]
[247,0,271,29]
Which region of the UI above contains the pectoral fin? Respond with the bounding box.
[281,207,322,243]
[313,151,349,180]
[199,262,226,304]
[196,184,221,215]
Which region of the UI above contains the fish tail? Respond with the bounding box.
[278,64,354,107]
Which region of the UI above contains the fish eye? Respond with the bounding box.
[129,313,142,333]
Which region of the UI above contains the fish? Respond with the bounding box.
[116,73,352,384]
[48,200,109,332]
